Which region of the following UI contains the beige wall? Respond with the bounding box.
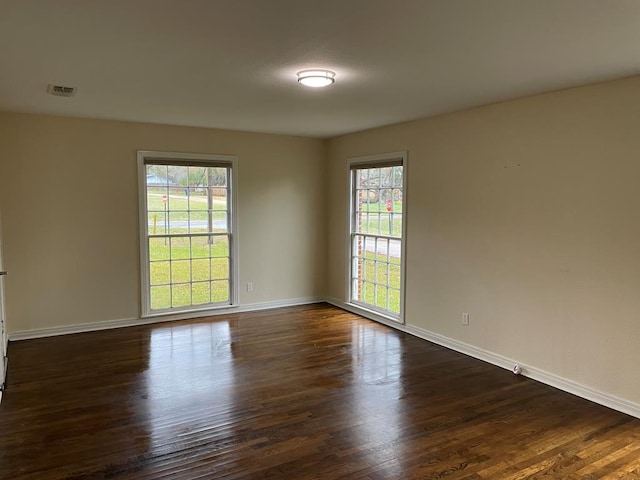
[327,76,640,404]
[2,76,640,407]
[0,113,327,333]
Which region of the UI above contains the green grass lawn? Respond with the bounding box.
[147,192,227,211]
[361,199,403,212]
[359,215,403,237]
[148,235,230,310]
[145,187,233,310]
[145,193,403,312]
[150,280,229,310]
[356,200,403,236]
[354,252,401,314]
[353,199,403,312]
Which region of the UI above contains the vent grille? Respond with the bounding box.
[47,84,77,97]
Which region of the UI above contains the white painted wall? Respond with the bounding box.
[327,76,640,406]
[0,113,327,333]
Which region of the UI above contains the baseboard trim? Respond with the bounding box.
[9,295,640,419]
[325,296,640,419]
[8,296,324,341]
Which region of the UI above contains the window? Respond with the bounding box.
[349,152,406,321]
[138,151,237,316]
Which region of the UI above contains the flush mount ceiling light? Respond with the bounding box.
[297,69,336,88]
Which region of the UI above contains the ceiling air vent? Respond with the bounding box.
[47,84,77,97]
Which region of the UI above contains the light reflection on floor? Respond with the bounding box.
[144,321,236,453]
[139,314,406,473]
[350,323,405,475]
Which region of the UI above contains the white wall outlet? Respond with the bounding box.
[462,312,470,325]
[247,282,253,292]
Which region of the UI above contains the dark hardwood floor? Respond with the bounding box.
[1,303,639,479]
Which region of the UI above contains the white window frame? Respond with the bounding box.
[346,151,407,324]
[137,150,239,318]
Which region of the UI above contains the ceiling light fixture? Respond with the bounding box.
[297,69,336,88]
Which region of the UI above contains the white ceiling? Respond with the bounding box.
[1,0,640,138]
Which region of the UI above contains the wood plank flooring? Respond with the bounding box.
[1,303,639,479]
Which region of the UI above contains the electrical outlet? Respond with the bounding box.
[462,312,470,325]
[247,282,253,292]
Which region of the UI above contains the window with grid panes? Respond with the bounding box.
[138,151,237,316]
[349,153,405,320]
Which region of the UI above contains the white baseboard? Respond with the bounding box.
[8,295,640,419]
[325,296,640,419]
[8,296,324,341]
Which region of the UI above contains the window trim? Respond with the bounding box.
[346,151,408,324]
[137,150,239,318]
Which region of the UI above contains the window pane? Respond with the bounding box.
[150,286,170,310]
[211,236,229,257]
[211,189,228,211]
[356,169,367,188]
[350,162,403,318]
[169,165,188,192]
[208,167,227,187]
[358,212,384,235]
[389,288,400,314]
[212,210,228,233]
[142,158,234,313]
[169,211,187,234]
[364,169,379,187]
[149,238,169,261]
[189,210,208,233]
[361,258,369,281]
[192,259,210,282]
[211,257,229,280]
[150,261,170,286]
[381,188,392,206]
[147,212,167,236]
[375,261,388,285]
[376,285,388,310]
[389,239,401,264]
[147,194,168,213]
[170,237,190,260]
[362,235,375,258]
[375,238,389,262]
[171,260,191,283]
[211,280,229,303]
[188,192,207,211]
[363,281,373,305]
[389,263,401,290]
[192,281,210,305]
[188,166,207,188]
[391,213,402,237]
[191,236,211,258]
[171,284,191,308]
[393,166,403,187]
